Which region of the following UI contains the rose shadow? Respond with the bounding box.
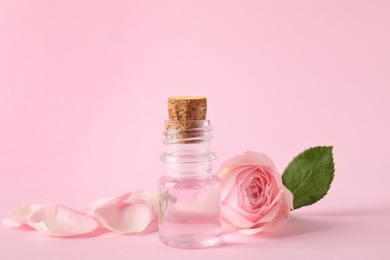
[262,205,390,239]
[220,214,339,245]
[261,215,338,239]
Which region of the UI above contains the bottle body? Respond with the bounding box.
[158,175,221,248]
[158,120,222,248]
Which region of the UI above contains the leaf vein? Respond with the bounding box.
[290,170,312,194]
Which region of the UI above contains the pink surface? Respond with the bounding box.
[1,0,389,259]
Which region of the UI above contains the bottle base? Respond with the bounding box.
[160,234,221,249]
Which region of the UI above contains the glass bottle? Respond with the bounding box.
[158,120,222,248]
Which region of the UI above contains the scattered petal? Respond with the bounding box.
[91,203,156,234]
[84,193,132,214]
[88,190,158,234]
[3,189,159,237]
[2,204,50,228]
[28,205,99,237]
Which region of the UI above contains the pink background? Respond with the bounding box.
[1,0,389,259]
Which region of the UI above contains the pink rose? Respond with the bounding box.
[217,151,293,235]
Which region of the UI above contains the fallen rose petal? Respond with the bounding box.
[131,189,158,206]
[2,204,50,228]
[91,203,156,234]
[84,193,132,214]
[28,205,99,237]
[88,190,158,234]
[3,189,158,237]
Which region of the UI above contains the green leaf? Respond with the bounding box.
[282,146,335,210]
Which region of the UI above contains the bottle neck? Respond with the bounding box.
[160,120,216,178]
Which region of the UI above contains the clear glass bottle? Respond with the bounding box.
[158,120,222,249]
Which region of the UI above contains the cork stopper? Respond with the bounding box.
[166,96,207,138]
[168,96,207,121]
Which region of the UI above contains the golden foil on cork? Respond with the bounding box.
[166,96,207,140]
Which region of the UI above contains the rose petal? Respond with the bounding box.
[260,201,291,232]
[91,203,156,234]
[218,152,281,184]
[131,189,158,204]
[223,168,256,211]
[237,202,287,235]
[88,190,158,234]
[85,190,157,213]
[239,190,292,235]
[219,165,254,200]
[238,226,265,235]
[84,193,132,214]
[224,185,283,224]
[2,204,51,227]
[221,205,255,229]
[283,186,294,210]
[221,221,237,234]
[264,169,283,199]
[256,197,283,223]
[28,205,99,237]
